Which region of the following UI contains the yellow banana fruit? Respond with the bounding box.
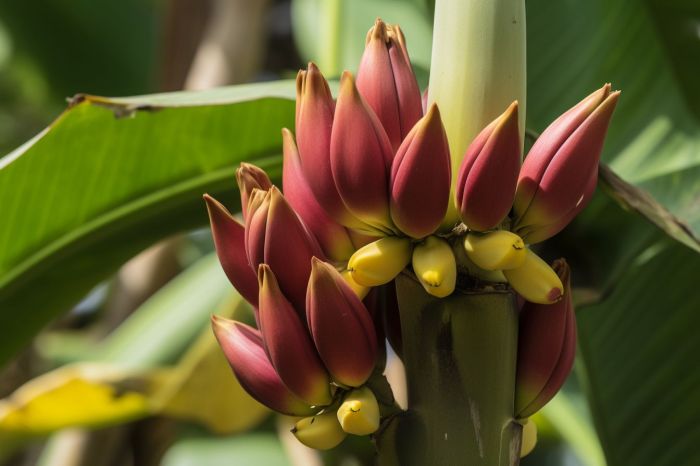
[347,237,412,287]
[291,411,347,450]
[503,249,563,304]
[412,236,456,298]
[463,230,526,271]
[520,418,538,458]
[336,386,380,435]
[341,269,370,299]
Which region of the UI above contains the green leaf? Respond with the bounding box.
[577,235,700,466]
[525,3,700,464]
[0,81,295,368]
[539,390,606,466]
[527,0,700,237]
[161,433,291,466]
[598,165,699,254]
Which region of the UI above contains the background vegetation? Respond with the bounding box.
[0,0,698,465]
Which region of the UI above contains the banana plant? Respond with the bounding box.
[205,2,620,463]
[1,0,699,465]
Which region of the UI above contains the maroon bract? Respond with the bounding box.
[306,258,378,387]
[357,18,423,152]
[296,63,361,229]
[390,104,451,239]
[258,265,332,407]
[331,72,395,233]
[515,259,577,418]
[282,128,355,262]
[203,195,259,308]
[455,101,521,232]
[514,85,620,243]
[211,316,313,416]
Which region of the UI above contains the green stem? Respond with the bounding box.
[376,273,521,466]
[320,0,342,75]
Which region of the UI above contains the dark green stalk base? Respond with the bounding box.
[376,274,521,466]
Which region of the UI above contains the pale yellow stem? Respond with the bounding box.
[429,0,526,194]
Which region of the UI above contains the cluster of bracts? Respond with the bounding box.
[207,19,618,452]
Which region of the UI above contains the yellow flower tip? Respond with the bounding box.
[367,17,387,42]
[339,71,357,96]
[425,102,440,119]
[336,387,380,436]
[420,270,442,287]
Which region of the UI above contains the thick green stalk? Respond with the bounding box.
[429,0,527,169]
[429,0,526,226]
[376,274,521,466]
[319,0,342,75]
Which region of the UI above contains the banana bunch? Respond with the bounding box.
[291,386,381,450]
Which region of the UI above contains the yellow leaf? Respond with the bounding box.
[0,292,267,442]
[0,364,159,436]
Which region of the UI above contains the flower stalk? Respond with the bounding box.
[429,0,526,225]
[376,273,521,466]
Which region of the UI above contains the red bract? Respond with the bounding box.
[296,63,362,229]
[357,18,423,152]
[258,265,332,407]
[455,101,521,231]
[203,195,259,308]
[514,84,620,243]
[306,258,378,387]
[515,259,576,418]
[212,316,313,416]
[245,187,325,313]
[244,188,271,270]
[390,104,451,239]
[331,72,395,233]
[282,128,355,262]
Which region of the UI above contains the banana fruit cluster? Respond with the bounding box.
[345,230,562,304]
[292,386,381,450]
[204,9,618,457]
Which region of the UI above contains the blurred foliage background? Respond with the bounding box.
[0,0,699,465]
